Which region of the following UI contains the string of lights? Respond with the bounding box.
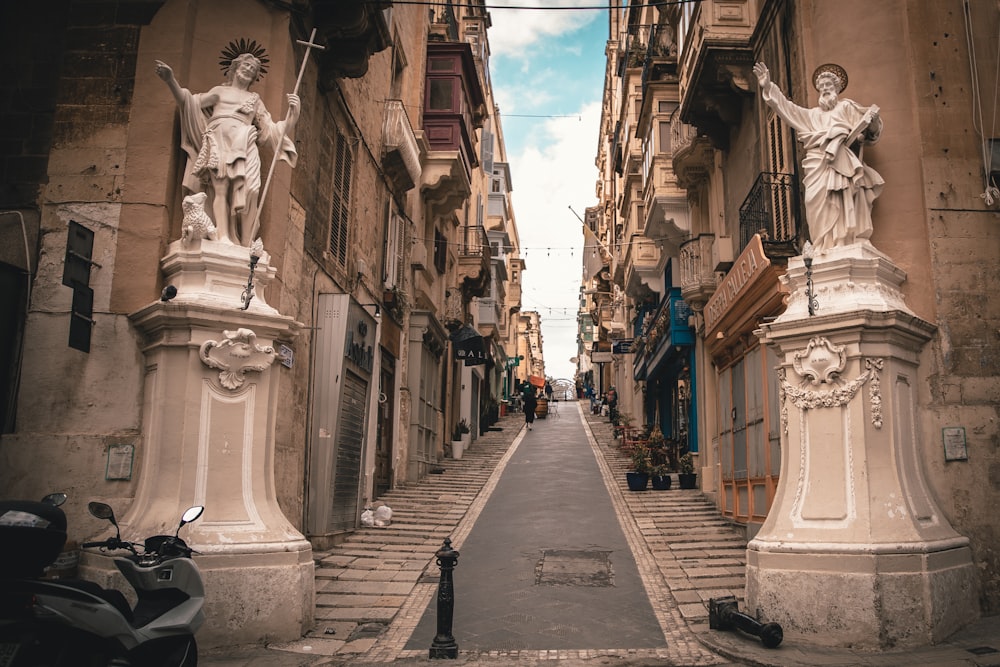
[409,233,687,253]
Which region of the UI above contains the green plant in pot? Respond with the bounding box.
[626,442,651,491]
[650,461,672,490]
[647,426,671,489]
[452,418,470,441]
[678,452,697,489]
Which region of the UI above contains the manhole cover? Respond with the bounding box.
[347,622,386,641]
[535,549,613,587]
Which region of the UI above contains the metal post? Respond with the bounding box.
[429,537,460,659]
[709,595,783,648]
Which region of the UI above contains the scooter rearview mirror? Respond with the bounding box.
[42,493,67,507]
[177,506,205,535]
[88,501,117,525]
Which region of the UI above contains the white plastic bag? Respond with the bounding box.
[373,505,392,527]
[360,509,375,527]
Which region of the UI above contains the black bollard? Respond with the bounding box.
[429,537,460,659]
[709,596,783,649]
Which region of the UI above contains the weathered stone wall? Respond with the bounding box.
[908,0,1000,614]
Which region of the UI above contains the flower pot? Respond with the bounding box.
[451,439,464,460]
[678,473,697,489]
[651,474,671,490]
[625,471,649,491]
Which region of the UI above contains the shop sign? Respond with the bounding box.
[704,235,770,334]
[344,313,375,373]
[592,351,613,363]
[612,338,634,354]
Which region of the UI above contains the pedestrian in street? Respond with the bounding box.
[522,384,538,430]
[544,381,553,402]
[607,386,619,424]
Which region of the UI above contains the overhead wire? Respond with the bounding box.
[374,0,697,9]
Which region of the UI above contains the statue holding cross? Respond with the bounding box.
[155,32,323,247]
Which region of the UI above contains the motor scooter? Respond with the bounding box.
[0,495,205,666]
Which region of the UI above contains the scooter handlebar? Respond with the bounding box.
[81,537,138,554]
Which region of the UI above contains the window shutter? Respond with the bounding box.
[330,130,353,265]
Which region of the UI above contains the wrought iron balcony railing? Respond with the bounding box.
[461,224,490,257]
[738,172,796,253]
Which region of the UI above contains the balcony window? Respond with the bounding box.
[434,229,447,274]
[428,78,457,111]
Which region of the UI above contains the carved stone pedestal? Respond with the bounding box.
[81,242,313,647]
[748,243,978,649]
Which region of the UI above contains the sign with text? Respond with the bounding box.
[704,235,770,334]
[612,339,634,354]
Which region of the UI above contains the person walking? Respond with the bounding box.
[522,384,538,431]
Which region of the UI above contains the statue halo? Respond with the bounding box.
[812,63,847,93]
[219,38,270,81]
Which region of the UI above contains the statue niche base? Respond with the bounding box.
[749,242,979,649]
[80,242,314,648]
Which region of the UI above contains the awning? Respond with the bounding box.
[528,375,545,388]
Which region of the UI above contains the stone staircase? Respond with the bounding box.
[589,414,749,627]
[308,416,522,652]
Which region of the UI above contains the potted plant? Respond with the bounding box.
[626,441,651,491]
[650,462,672,490]
[678,452,697,489]
[451,419,470,459]
[646,426,671,489]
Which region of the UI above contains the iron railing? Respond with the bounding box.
[461,225,490,257]
[738,172,796,252]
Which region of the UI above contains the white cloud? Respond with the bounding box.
[488,2,600,59]
[505,100,601,380]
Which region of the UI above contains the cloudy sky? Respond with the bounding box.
[486,3,608,382]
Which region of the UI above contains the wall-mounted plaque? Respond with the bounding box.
[942,427,968,462]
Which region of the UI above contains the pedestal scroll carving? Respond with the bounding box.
[778,337,884,434]
[199,327,276,390]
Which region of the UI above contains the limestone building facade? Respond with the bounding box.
[0,0,524,645]
[586,0,1000,624]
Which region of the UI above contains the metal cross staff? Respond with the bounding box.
[249,28,324,241]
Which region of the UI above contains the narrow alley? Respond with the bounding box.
[204,403,1000,667]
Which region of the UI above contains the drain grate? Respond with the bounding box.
[535,549,614,587]
[347,622,386,641]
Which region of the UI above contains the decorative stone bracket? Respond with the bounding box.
[199,328,276,390]
[778,337,884,434]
